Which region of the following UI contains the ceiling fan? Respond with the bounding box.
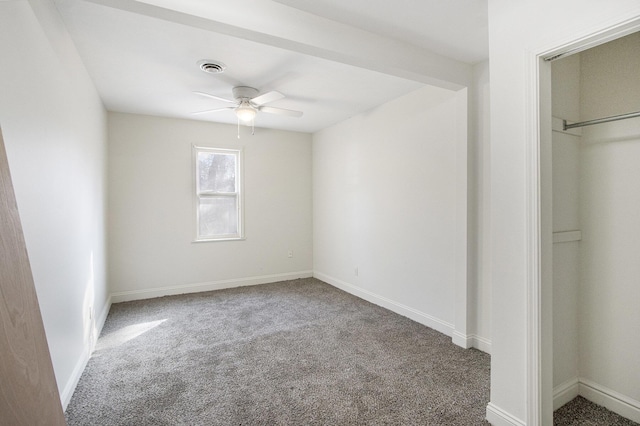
[192,86,303,124]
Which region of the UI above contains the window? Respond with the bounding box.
[194,146,243,241]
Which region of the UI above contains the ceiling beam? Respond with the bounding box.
[85,0,471,90]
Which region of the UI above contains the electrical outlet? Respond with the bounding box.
[288,250,293,258]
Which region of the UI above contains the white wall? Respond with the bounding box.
[312,84,468,341]
[0,0,108,408]
[578,32,640,411]
[108,113,312,300]
[487,1,640,424]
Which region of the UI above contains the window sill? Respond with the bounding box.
[192,236,246,243]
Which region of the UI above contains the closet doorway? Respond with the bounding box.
[549,31,640,423]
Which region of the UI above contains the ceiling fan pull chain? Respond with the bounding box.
[251,119,255,136]
[237,117,240,139]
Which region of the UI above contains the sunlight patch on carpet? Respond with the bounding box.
[94,319,167,353]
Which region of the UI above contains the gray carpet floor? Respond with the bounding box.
[554,396,639,425]
[65,278,491,425]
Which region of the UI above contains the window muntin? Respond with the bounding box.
[194,147,243,241]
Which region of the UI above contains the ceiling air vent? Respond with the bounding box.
[197,60,226,74]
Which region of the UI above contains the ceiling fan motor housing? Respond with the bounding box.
[232,86,259,101]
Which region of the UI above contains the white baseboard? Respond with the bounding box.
[553,377,579,410]
[552,376,640,423]
[452,331,471,348]
[579,378,640,424]
[60,295,112,410]
[471,334,492,354]
[95,295,112,339]
[452,331,492,354]
[313,272,492,353]
[60,346,90,411]
[110,271,314,303]
[485,402,526,426]
[313,271,454,337]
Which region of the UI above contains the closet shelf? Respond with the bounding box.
[553,230,582,244]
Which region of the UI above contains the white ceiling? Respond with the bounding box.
[53,0,488,133]
[272,0,488,64]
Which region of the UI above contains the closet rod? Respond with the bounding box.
[563,110,640,130]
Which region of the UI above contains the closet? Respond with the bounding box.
[551,31,640,422]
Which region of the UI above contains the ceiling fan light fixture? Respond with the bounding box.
[235,101,257,122]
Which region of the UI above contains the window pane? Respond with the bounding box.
[198,152,236,193]
[198,196,238,237]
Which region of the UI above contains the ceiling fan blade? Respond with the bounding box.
[251,91,284,106]
[191,107,235,115]
[193,91,236,104]
[259,105,303,117]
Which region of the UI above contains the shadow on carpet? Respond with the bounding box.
[65,278,491,425]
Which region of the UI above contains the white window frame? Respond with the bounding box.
[193,146,244,242]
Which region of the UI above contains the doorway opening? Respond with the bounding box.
[528,17,640,425]
[549,31,640,424]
